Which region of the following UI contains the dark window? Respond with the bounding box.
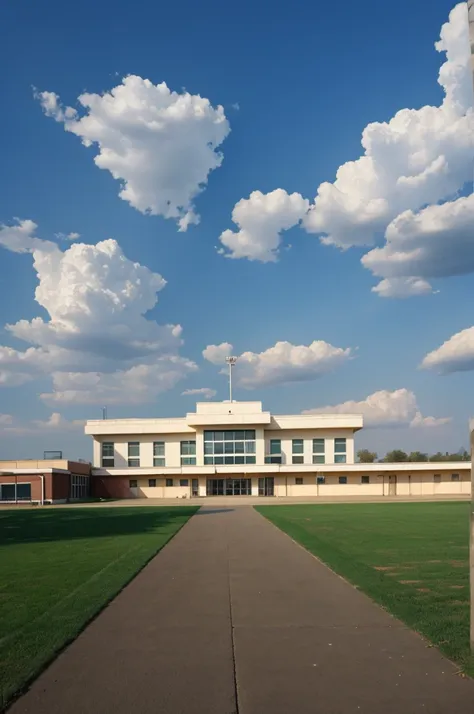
[292,455,304,464]
[101,442,114,467]
[180,479,189,487]
[148,479,156,487]
[295,477,304,485]
[317,476,325,485]
[434,474,441,483]
[180,440,196,455]
[265,456,282,464]
[361,475,370,484]
[153,441,165,467]
[129,479,138,488]
[451,473,460,482]
[338,476,347,485]
[166,478,174,487]
[292,439,304,454]
[270,439,281,455]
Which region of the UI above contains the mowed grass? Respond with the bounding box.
[0,505,198,709]
[256,501,474,675]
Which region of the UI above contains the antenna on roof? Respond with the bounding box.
[225,356,237,403]
[102,406,107,420]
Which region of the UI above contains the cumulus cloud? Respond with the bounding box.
[203,340,352,388]
[181,387,217,399]
[219,189,309,262]
[41,360,198,405]
[421,326,474,374]
[0,220,197,403]
[303,388,451,428]
[36,76,230,230]
[303,3,472,251]
[202,342,233,365]
[363,194,474,295]
[1,412,85,436]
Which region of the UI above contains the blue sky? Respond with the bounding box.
[0,0,473,460]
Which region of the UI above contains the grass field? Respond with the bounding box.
[256,501,474,675]
[0,505,197,709]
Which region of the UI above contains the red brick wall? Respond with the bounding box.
[91,476,136,499]
[0,474,50,501]
[52,472,71,500]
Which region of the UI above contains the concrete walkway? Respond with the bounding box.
[9,506,474,714]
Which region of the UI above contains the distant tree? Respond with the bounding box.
[357,449,378,463]
[429,451,447,462]
[408,451,428,462]
[383,449,408,463]
[430,449,470,462]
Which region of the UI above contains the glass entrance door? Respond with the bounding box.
[206,478,251,496]
[258,477,274,496]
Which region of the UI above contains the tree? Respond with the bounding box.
[357,449,378,463]
[383,449,408,463]
[408,451,428,462]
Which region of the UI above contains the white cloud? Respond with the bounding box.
[421,326,474,374]
[55,232,80,241]
[303,388,451,428]
[371,277,435,299]
[1,412,85,436]
[204,340,352,388]
[181,387,217,399]
[36,76,230,230]
[202,342,233,365]
[219,189,309,262]
[303,3,472,249]
[363,193,474,296]
[0,414,13,425]
[41,359,198,405]
[0,220,197,404]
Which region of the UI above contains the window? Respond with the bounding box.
[295,477,304,485]
[361,475,370,484]
[180,479,189,487]
[166,478,174,487]
[312,438,325,464]
[317,476,325,485]
[148,478,156,487]
[265,438,282,464]
[338,476,347,484]
[153,441,165,467]
[292,439,304,464]
[334,438,347,464]
[129,479,138,488]
[1,483,31,501]
[434,474,441,483]
[181,440,196,466]
[451,473,460,482]
[203,430,256,465]
[128,442,140,467]
[101,442,114,467]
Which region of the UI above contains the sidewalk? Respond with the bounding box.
[9,506,474,713]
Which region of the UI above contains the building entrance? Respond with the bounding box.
[206,478,252,496]
[258,477,274,496]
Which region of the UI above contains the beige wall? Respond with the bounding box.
[264,428,355,465]
[119,469,471,499]
[92,433,196,469]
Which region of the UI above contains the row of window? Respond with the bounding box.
[129,478,190,488]
[265,438,346,465]
[102,436,348,468]
[102,440,197,468]
[128,473,462,489]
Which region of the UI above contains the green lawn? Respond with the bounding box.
[0,505,197,709]
[256,501,474,675]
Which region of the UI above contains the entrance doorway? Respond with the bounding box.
[191,479,199,497]
[258,477,274,496]
[388,474,397,496]
[206,478,252,496]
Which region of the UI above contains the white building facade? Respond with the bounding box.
[85,401,471,499]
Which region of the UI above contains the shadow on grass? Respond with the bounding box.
[0,506,198,546]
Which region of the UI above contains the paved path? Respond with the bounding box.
[9,506,474,714]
